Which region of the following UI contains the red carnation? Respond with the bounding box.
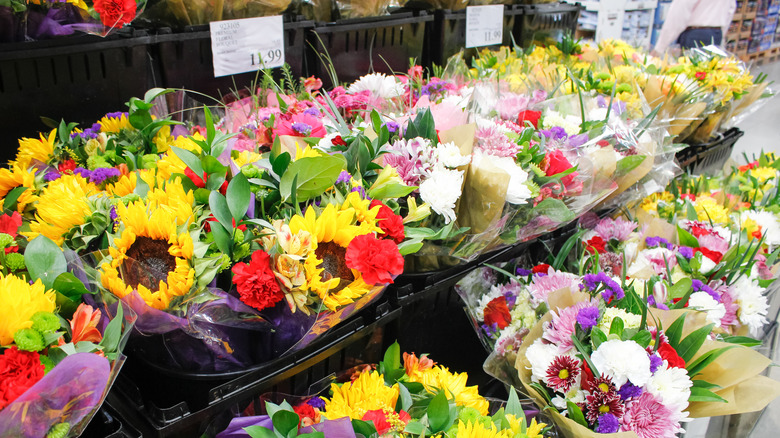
[517,110,542,129]
[585,236,607,254]
[370,200,405,244]
[345,234,404,285]
[93,0,137,28]
[695,247,723,264]
[293,402,317,427]
[58,159,77,174]
[0,212,22,237]
[532,264,551,274]
[657,342,686,368]
[0,347,45,410]
[542,149,578,187]
[483,296,512,329]
[232,250,284,311]
[688,222,712,238]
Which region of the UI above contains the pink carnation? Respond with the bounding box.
[594,217,637,242]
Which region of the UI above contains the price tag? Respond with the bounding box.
[465,5,504,48]
[210,15,285,78]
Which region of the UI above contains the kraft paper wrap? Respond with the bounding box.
[457,157,510,235]
[514,290,780,437]
[635,210,677,243]
[641,76,707,138]
[597,135,656,207]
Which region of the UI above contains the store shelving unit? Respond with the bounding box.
[565,0,658,48]
[728,0,780,65]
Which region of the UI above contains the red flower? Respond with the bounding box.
[483,296,512,329]
[517,110,542,129]
[231,250,284,311]
[93,0,137,28]
[293,402,317,427]
[542,150,578,187]
[739,161,759,172]
[345,234,404,285]
[546,355,581,392]
[0,347,45,410]
[688,222,712,238]
[680,193,696,201]
[532,264,551,274]
[657,342,686,368]
[69,304,103,344]
[695,247,723,264]
[332,136,347,147]
[58,159,77,174]
[596,140,610,147]
[361,409,411,434]
[585,236,607,254]
[695,71,707,81]
[0,212,22,237]
[370,200,405,244]
[579,361,596,392]
[184,167,206,189]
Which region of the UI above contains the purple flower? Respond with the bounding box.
[44,170,62,182]
[649,354,663,373]
[647,295,669,310]
[612,100,627,116]
[73,167,91,179]
[303,107,320,117]
[576,306,600,330]
[540,126,568,140]
[581,272,624,303]
[516,268,532,276]
[89,167,120,184]
[383,121,400,134]
[482,322,500,338]
[307,397,326,409]
[532,89,548,104]
[336,170,352,185]
[692,279,720,301]
[645,236,673,250]
[678,246,694,259]
[596,413,620,433]
[350,185,366,199]
[291,122,313,136]
[567,133,590,148]
[618,382,643,401]
[105,111,127,119]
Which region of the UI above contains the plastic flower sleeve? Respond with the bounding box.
[139,0,291,29]
[0,3,25,42]
[25,0,145,39]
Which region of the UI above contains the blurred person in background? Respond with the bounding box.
[654,0,736,54]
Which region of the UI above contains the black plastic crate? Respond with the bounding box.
[308,12,432,87]
[152,19,313,101]
[427,6,523,67]
[676,127,744,174]
[0,29,156,164]
[81,402,143,438]
[107,301,400,437]
[515,2,581,47]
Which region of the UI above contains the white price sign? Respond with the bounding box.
[210,15,285,78]
[465,5,504,48]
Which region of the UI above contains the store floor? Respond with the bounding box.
[732,61,780,162]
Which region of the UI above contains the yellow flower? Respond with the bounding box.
[14,129,55,169]
[155,135,203,180]
[233,150,262,168]
[0,164,37,212]
[0,274,56,345]
[750,166,777,183]
[290,204,363,248]
[453,420,511,438]
[322,371,399,420]
[99,113,132,133]
[262,220,314,313]
[694,196,730,225]
[23,174,98,245]
[153,125,173,153]
[409,366,489,415]
[294,143,323,160]
[145,177,196,226]
[100,200,195,310]
[341,191,381,234]
[505,415,546,438]
[105,172,137,197]
[640,191,674,215]
[403,196,431,224]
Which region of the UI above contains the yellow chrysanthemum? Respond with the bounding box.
[0,274,56,345]
[694,196,730,225]
[105,172,137,197]
[640,191,675,214]
[0,164,37,212]
[100,113,132,133]
[322,371,399,420]
[100,200,195,310]
[453,421,511,438]
[14,129,55,169]
[409,366,489,415]
[750,166,777,183]
[23,174,98,245]
[155,135,204,180]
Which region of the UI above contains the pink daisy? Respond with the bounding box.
[543,301,593,353]
[621,392,680,438]
[528,269,581,304]
[545,355,581,392]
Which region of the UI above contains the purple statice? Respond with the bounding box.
[596,413,621,434]
[645,236,673,250]
[576,306,600,330]
[105,111,127,119]
[44,170,62,182]
[307,397,326,409]
[692,279,720,301]
[335,170,352,185]
[482,322,500,338]
[618,382,643,401]
[678,246,694,259]
[649,354,663,373]
[581,272,624,303]
[89,167,120,185]
[303,107,321,117]
[540,126,568,140]
[350,185,367,199]
[73,167,91,179]
[497,280,524,309]
[71,123,102,140]
[516,267,532,276]
[566,133,590,148]
[383,120,400,134]
[291,122,313,136]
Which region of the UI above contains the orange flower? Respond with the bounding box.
[403,352,434,380]
[70,304,103,344]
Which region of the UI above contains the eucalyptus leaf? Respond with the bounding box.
[24,236,67,288]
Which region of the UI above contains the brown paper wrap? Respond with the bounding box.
[641,75,708,138]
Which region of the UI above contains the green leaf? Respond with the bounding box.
[383,341,401,371]
[397,382,413,412]
[692,380,722,390]
[615,155,646,177]
[677,226,699,248]
[368,182,417,200]
[686,201,699,221]
[202,155,227,175]
[99,302,124,355]
[297,433,324,438]
[3,186,26,211]
[272,410,300,437]
[689,386,727,403]
[667,278,693,299]
[226,173,251,221]
[666,314,686,350]
[209,192,234,233]
[686,346,734,376]
[172,146,205,176]
[609,317,624,337]
[591,327,607,349]
[53,272,92,301]
[403,421,426,435]
[351,419,378,438]
[571,334,599,376]
[532,198,576,224]
[55,292,79,318]
[134,176,150,198]
[24,236,67,288]
[553,228,587,271]
[243,426,276,438]
[567,401,588,427]
[630,330,652,349]
[506,388,523,417]
[272,152,291,178]
[398,239,424,256]
[209,221,233,259]
[143,87,174,103]
[720,335,762,347]
[427,391,450,432]
[677,323,715,363]
[279,155,346,201]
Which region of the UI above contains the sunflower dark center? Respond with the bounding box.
[314,241,354,293]
[122,236,175,292]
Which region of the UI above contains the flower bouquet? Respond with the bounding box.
[139,0,290,29]
[23,0,146,39]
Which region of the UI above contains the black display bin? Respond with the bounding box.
[676,127,744,174]
[308,12,433,87]
[151,18,313,101]
[81,402,143,438]
[515,2,581,48]
[0,29,156,164]
[106,300,400,437]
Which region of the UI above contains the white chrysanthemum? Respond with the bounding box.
[591,340,652,387]
[732,275,769,337]
[541,110,582,136]
[741,210,780,249]
[475,285,506,321]
[471,151,533,205]
[347,73,404,98]
[525,339,559,383]
[646,361,692,415]
[436,142,471,168]
[687,291,726,326]
[552,388,585,410]
[597,308,643,332]
[418,167,463,224]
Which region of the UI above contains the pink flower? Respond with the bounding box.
[621,392,680,438]
[594,217,637,242]
[495,93,531,121]
[475,125,519,157]
[715,283,739,328]
[527,269,580,305]
[543,301,594,353]
[274,113,326,138]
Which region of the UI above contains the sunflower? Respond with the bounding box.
[0,164,38,212]
[145,177,196,226]
[155,134,203,180]
[22,174,98,246]
[99,112,132,134]
[14,129,56,169]
[0,274,56,345]
[105,172,137,197]
[409,366,489,415]
[100,200,195,310]
[452,421,512,438]
[322,371,399,420]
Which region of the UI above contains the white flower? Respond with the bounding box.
[541,110,582,136]
[525,339,559,383]
[588,107,609,122]
[347,73,404,98]
[597,308,643,332]
[741,210,780,249]
[591,340,652,387]
[732,275,769,337]
[552,388,585,410]
[436,142,471,168]
[646,361,692,415]
[418,167,463,224]
[471,151,533,205]
[699,254,717,274]
[687,291,726,326]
